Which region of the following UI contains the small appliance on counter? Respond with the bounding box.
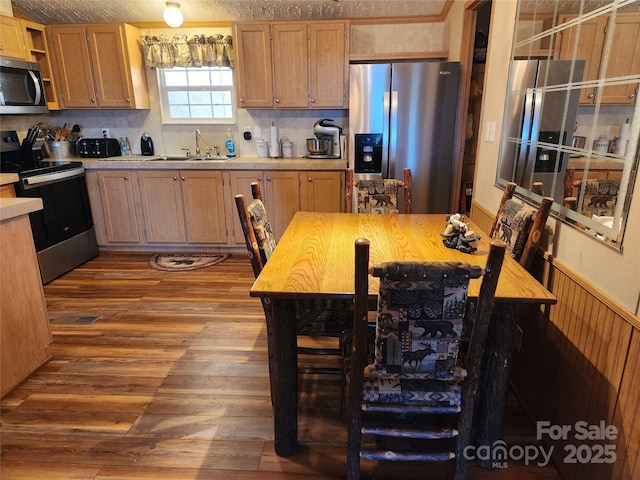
[78,138,121,158]
[141,133,154,156]
[305,119,344,159]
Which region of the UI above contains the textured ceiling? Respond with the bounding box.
[10,0,449,25]
[11,0,638,25]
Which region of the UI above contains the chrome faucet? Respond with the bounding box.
[195,129,202,157]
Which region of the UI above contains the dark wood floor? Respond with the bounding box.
[1,252,563,479]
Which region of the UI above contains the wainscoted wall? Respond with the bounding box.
[471,200,640,480]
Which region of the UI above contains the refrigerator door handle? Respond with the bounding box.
[383,91,391,178]
[516,89,535,186]
[389,90,399,179]
[526,89,544,188]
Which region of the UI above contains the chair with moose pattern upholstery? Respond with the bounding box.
[566,177,620,218]
[346,168,412,214]
[235,183,350,380]
[489,182,553,271]
[346,238,506,480]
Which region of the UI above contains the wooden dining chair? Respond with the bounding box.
[234,183,350,378]
[489,181,553,271]
[346,238,507,480]
[345,168,412,214]
[563,177,620,217]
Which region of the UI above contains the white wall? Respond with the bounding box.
[474,0,640,315]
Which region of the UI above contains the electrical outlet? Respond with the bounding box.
[101,128,110,138]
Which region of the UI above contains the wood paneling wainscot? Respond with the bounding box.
[470,198,639,480]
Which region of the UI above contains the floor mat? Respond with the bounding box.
[149,253,231,272]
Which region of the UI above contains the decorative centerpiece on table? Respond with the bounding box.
[440,213,481,254]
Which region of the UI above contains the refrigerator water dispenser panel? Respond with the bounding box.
[354,133,383,174]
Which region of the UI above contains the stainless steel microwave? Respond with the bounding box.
[0,56,48,114]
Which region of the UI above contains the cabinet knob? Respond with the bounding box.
[240,98,245,103]
[267,176,272,182]
[308,177,312,182]
[181,176,185,181]
[91,98,96,102]
[0,46,4,51]
[258,176,262,181]
[275,98,280,104]
[309,97,315,103]
[173,176,178,181]
[588,87,596,99]
[126,98,130,103]
[124,176,129,180]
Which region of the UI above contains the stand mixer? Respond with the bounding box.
[306,119,343,159]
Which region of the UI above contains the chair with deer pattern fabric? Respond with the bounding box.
[347,238,506,480]
[488,182,553,271]
[346,168,412,214]
[235,183,350,382]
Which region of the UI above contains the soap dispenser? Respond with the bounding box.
[141,133,154,156]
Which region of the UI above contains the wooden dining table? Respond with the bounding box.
[250,211,557,460]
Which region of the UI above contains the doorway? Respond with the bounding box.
[460,1,492,214]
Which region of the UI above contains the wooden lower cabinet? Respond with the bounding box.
[138,170,227,244]
[226,170,344,244]
[300,171,344,212]
[87,170,143,244]
[1,214,51,397]
[226,170,300,242]
[180,171,227,244]
[88,168,343,248]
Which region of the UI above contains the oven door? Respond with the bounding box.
[17,167,94,252]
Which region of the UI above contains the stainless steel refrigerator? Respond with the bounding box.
[500,59,584,202]
[348,61,460,213]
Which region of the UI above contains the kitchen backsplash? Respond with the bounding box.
[1,80,629,159]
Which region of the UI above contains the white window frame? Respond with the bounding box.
[156,66,236,125]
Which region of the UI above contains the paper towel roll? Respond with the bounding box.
[615,121,630,155]
[270,126,280,157]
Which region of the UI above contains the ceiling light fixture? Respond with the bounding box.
[163,1,184,28]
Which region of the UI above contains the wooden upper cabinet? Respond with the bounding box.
[309,21,348,108]
[48,23,149,109]
[234,22,274,108]
[0,15,27,60]
[48,25,96,108]
[234,20,349,109]
[601,13,640,104]
[557,13,639,105]
[21,20,60,110]
[272,22,309,108]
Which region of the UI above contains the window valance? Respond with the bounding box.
[141,34,233,69]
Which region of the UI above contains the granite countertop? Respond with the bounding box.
[0,197,43,222]
[81,156,347,171]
